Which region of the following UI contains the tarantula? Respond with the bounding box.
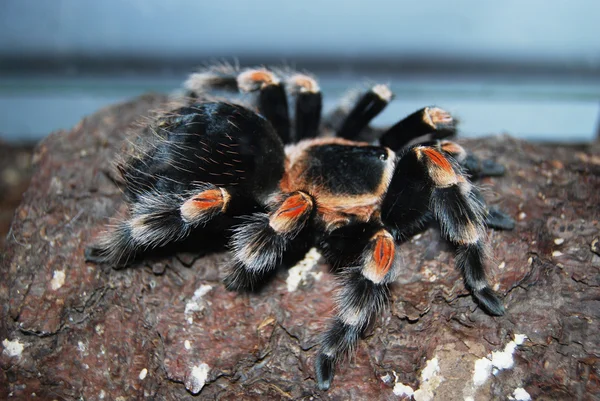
[86,65,514,391]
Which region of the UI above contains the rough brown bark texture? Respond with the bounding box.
[1,94,599,400]
[0,141,33,249]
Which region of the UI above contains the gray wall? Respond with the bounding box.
[1,0,599,64]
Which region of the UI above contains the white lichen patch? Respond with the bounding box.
[139,368,148,380]
[472,356,493,386]
[413,357,444,401]
[77,341,87,355]
[510,387,532,400]
[184,284,213,324]
[50,270,66,290]
[390,357,443,401]
[472,334,527,387]
[184,340,191,350]
[286,248,322,292]
[185,363,210,394]
[2,338,24,358]
[391,371,415,397]
[422,267,438,282]
[514,334,527,345]
[393,382,415,397]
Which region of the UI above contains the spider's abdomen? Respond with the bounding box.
[120,102,285,203]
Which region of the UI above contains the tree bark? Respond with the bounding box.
[1,94,599,400]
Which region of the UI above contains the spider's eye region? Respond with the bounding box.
[379,152,388,161]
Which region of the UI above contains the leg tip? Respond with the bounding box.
[84,245,100,263]
[480,159,506,176]
[223,270,254,292]
[464,154,506,178]
[315,352,335,391]
[486,207,516,231]
[475,287,505,316]
[84,245,130,269]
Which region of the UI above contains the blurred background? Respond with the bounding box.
[0,0,599,244]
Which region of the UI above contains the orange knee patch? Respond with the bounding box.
[180,188,229,222]
[421,148,453,172]
[269,192,313,233]
[289,74,320,93]
[363,230,395,283]
[238,69,279,92]
[249,70,275,84]
[416,147,458,187]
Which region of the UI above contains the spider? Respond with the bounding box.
[86,65,515,391]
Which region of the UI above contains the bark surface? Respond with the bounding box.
[1,94,599,400]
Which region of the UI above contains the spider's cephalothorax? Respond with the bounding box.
[86,65,515,391]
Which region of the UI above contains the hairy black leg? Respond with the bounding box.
[383,146,504,315]
[379,107,456,150]
[184,67,292,143]
[420,140,515,231]
[237,69,291,143]
[429,139,506,178]
[326,85,393,141]
[183,64,240,98]
[85,184,231,267]
[224,191,314,290]
[286,73,322,141]
[88,102,287,267]
[315,228,396,390]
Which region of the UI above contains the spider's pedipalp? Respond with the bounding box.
[380,106,457,150]
[315,227,395,390]
[328,84,393,141]
[286,73,322,141]
[224,191,314,291]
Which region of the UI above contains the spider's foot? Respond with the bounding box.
[84,245,105,264]
[464,154,506,178]
[474,287,505,316]
[315,352,335,391]
[223,264,257,292]
[486,207,515,230]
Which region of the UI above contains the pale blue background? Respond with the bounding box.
[1,0,599,141]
